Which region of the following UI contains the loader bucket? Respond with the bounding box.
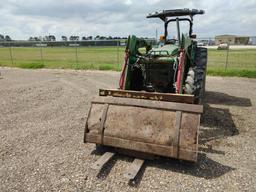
[84,89,203,162]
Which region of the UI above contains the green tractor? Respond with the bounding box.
[119,9,207,103]
[84,9,207,177]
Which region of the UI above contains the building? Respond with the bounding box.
[215,35,250,45]
[249,36,256,45]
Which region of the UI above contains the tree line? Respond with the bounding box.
[0,34,12,41]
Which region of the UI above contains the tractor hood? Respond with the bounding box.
[149,44,179,56]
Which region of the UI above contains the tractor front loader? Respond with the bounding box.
[84,9,207,180]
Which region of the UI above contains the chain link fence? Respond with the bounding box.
[207,46,256,71]
[0,40,255,71]
[0,41,125,70]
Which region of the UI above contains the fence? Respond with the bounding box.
[0,41,255,71]
[0,42,125,70]
[206,46,256,71]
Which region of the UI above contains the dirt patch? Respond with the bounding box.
[0,68,255,191]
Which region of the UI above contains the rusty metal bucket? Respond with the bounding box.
[84,89,203,162]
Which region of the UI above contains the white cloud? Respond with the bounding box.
[124,0,133,5]
[0,0,255,40]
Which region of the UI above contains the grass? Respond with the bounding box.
[206,48,256,78]
[207,49,256,69]
[0,46,255,78]
[0,47,123,71]
[207,69,256,78]
[18,62,45,69]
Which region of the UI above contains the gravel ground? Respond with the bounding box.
[0,68,255,192]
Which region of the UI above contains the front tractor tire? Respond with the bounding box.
[184,47,207,104]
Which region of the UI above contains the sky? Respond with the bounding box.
[0,0,256,40]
